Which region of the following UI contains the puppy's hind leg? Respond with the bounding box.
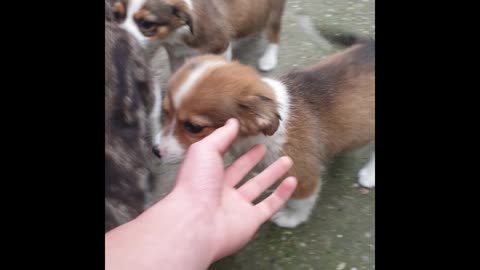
[258,0,286,72]
[271,172,321,228]
[358,151,375,188]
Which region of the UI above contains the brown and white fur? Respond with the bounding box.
[110,0,286,72]
[152,37,375,228]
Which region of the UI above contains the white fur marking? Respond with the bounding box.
[149,80,162,140]
[223,43,232,61]
[173,61,226,108]
[156,135,184,164]
[259,43,279,71]
[154,120,185,164]
[271,181,321,228]
[262,78,289,122]
[184,0,193,11]
[120,0,149,47]
[358,152,375,188]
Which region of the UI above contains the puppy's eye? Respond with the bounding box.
[113,11,123,21]
[111,3,125,21]
[184,122,204,134]
[138,19,155,30]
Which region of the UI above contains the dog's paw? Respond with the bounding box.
[258,54,277,72]
[358,167,375,188]
[270,207,309,228]
[258,44,278,72]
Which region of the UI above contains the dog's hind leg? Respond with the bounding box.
[258,0,286,71]
[358,151,375,188]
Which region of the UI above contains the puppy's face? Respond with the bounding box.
[152,55,281,164]
[110,0,193,47]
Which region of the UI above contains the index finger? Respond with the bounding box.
[255,177,297,223]
[198,118,239,155]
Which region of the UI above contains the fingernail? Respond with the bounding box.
[285,177,298,187]
[226,118,237,126]
[256,144,266,151]
[281,156,293,166]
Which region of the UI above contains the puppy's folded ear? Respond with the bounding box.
[236,94,281,136]
[173,7,193,34]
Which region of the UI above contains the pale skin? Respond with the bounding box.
[105,119,297,270]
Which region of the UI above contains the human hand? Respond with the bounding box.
[105,118,297,270]
[171,118,297,261]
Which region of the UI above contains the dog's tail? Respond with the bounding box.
[320,29,374,48]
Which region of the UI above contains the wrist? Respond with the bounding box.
[137,189,217,269]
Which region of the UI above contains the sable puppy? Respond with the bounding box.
[110,0,286,72]
[105,18,156,232]
[151,36,375,228]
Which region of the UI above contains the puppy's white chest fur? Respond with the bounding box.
[229,78,291,169]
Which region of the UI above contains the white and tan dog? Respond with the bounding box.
[110,0,286,72]
[151,37,375,228]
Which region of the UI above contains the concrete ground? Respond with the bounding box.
[210,145,375,270]
[150,0,375,269]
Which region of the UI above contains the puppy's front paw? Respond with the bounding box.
[358,167,375,188]
[271,207,309,228]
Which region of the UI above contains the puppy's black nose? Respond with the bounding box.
[152,147,162,159]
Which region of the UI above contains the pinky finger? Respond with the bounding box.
[255,177,297,223]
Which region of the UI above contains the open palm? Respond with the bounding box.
[174,119,297,261]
